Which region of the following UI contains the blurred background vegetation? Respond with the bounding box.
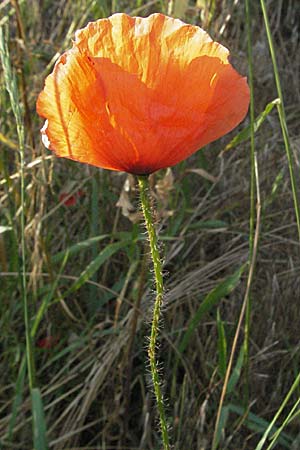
[0,0,300,449]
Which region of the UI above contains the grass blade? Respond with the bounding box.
[178,264,246,356]
[227,346,244,395]
[31,251,69,337]
[0,24,47,449]
[224,98,279,152]
[227,404,293,448]
[216,309,227,379]
[266,396,300,450]
[7,358,26,441]
[213,405,229,450]
[64,240,130,297]
[51,234,109,263]
[255,372,300,450]
[243,0,256,416]
[32,388,48,450]
[260,0,300,242]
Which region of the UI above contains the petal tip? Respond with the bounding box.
[41,120,51,149]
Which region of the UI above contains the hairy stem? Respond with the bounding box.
[137,175,170,450]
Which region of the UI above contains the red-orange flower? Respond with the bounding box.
[37,335,59,349]
[59,189,84,207]
[37,13,250,175]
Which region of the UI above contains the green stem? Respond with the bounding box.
[0,25,43,449]
[260,0,300,243]
[244,0,256,409]
[0,26,36,390]
[254,372,300,450]
[137,175,170,450]
[19,118,36,393]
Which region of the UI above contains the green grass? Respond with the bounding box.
[1,1,300,449]
[0,23,47,450]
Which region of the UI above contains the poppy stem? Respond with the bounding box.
[137,175,170,450]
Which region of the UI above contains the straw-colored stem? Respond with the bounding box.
[137,175,170,450]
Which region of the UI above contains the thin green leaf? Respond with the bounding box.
[32,250,69,338]
[260,0,300,242]
[188,220,228,231]
[7,358,26,441]
[217,309,227,379]
[51,234,109,263]
[168,198,186,236]
[224,98,280,151]
[254,372,300,450]
[178,264,246,355]
[227,404,293,448]
[64,241,130,296]
[267,396,300,450]
[89,171,100,305]
[213,405,229,450]
[32,388,48,450]
[227,346,244,394]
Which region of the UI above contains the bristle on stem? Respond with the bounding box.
[137,174,170,450]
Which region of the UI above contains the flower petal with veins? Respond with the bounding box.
[37,13,250,174]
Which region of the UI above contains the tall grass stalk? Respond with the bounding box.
[138,175,170,450]
[211,2,261,446]
[260,0,300,243]
[259,3,300,445]
[265,395,300,450]
[0,26,36,390]
[89,170,100,309]
[254,372,300,450]
[244,0,256,408]
[212,153,261,450]
[0,25,47,449]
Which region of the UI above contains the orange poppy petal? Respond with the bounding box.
[37,13,250,174]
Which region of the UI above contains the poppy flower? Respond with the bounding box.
[37,13,250,175]
[59,189,84,206]
[37,335,59,349]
